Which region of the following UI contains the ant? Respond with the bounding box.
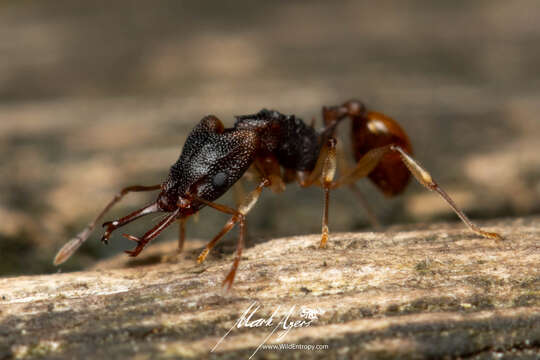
[54,99,502,289]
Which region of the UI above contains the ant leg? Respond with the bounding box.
[295,138,337,248]
[389,145,502,240]
[320,138,338,248]
[348,183,381,229]
[123,209,181,256]
[334,138,381,229]
[54,184,161,265]
[222,217,246,291]
[333,145,502,240]
[195,178,269,289]
[302,99,366,187]
[332,146,391,188]
[196,178,268,261]
[178,218,186,253]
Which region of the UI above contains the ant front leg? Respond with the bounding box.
[195,178,269,290]
[54,184,161,265]
[333,145,502,240]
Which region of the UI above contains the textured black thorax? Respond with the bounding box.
[235,109,321,171]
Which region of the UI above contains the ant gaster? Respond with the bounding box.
[54,99,502,289]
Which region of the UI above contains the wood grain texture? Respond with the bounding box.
[0,216,538,359]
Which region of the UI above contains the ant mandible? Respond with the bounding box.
[54,99,502,289]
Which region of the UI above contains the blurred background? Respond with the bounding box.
[1,1,539,275]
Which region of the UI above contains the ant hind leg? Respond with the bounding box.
[389,145,502,240]
[332,145,502,240]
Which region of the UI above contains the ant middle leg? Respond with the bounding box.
[320,138,338,248]
[296,137,338,248]
[333,145,502,240]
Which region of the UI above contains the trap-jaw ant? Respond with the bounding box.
[54,99,502,289]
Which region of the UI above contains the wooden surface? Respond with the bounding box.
[1,216,538,359]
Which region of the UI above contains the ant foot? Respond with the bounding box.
[197,248,209,264]
[479,230,503,241]
[122,234,145,256]
[124,249,137,256]
[124,246,144,257]
[319,225,329,248]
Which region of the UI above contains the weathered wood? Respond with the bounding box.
[0,216,538,359]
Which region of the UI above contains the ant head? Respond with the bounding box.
[156,114,259,215]
[155,187,197,219]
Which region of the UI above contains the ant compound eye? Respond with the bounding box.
[212,172,227,188]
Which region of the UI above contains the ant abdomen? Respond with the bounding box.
[351,111,413,196]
